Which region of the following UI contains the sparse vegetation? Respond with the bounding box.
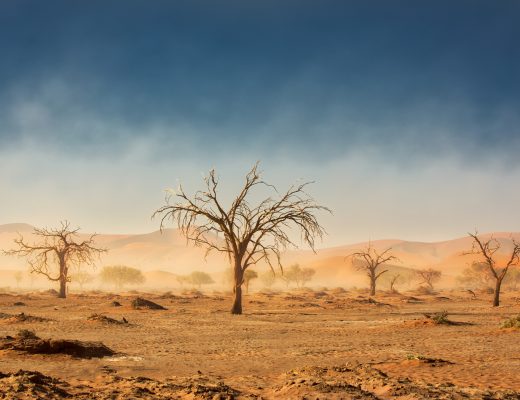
[3,222,106,298]
[100,265,145,290]
[429,310,450,325]
[153,163,329,314]
[501,314,520,329]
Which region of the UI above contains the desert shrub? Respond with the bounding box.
[431,310,450,325]
[501,314,520,329]
[17,329,38,339]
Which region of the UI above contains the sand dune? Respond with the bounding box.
[1,223,519,288]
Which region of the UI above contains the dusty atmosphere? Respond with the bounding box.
[3,2,520,399]
[0,288,519,399]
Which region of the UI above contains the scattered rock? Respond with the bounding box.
[0,312,51,323]
[0,370,70,399]
[13,301,27,306]
[0,333,115,358]
[131,297,167,310]
[43,289,60,297]
[276,363,519,399]
[110,300,122,307]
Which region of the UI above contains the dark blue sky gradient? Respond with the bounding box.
[1,0,519,162]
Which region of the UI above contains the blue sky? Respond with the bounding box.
[1,1,519,245]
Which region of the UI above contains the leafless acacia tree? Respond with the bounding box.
[349,243,398,296]
[416,268,442,290]
[465,231,520,306]
[3,222,105,298]
[153,163,330,314]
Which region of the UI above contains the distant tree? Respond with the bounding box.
[243,269,258,293]
[464,231,520,307]
[260,271,276,288]
[348,243,398,296]
[13,271,23,288]
[504,268,520,290]
[282,264,316,288]
[100,265,145,290]
[70,270,95,291]
[153,163,329,314]
[416,268,442,290]
[457,262,494,289]
[189,271,214,289]
[4,221,105,298]
[176,275,191,287]
[388,273,401,293]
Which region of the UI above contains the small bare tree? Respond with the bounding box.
[3,221,105,298]
[465,231,520,306]
[416,268,442,290]
[389,273,401,293]
[153,163,329,314]
[13,271,23,288]
[349,243,398,296]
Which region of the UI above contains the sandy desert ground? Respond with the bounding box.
[0,288,519,399]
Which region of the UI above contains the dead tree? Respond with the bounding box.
[153,163,329,314]
[416,268,442,290]
[389,273,401,293]
[465,231,520,307]
[349,243,398,296]
[3,222,105,298]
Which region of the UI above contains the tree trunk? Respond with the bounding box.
[369,274,376,296]
[231,263,244,315]
[231,284,242,314]
[493,278,503,307]
[58,260,67,298]
[58,277,67,298]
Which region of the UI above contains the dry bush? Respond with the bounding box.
[501,314,520,329]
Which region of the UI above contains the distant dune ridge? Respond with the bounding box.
[1,223,519,289]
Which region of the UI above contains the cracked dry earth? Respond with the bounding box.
[0,289,519,399]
